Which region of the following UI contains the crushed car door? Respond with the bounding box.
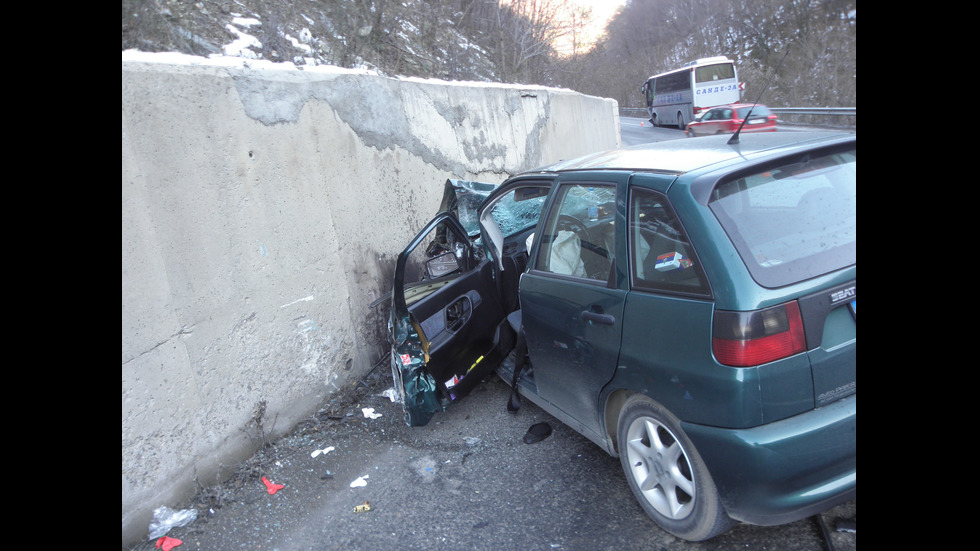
[390,211,506,426]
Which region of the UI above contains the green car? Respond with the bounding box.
[389,131,855,541]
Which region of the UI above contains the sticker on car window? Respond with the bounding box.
[655,251,693,272]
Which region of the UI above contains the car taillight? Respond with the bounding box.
[712,301,806,367]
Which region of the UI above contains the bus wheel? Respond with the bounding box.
[677,113,684,130]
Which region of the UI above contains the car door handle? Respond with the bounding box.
[446,296,472,332]
[581,310,615,326]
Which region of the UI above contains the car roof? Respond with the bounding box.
[523,131,854,176]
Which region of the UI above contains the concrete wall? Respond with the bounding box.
[121,51,619,548]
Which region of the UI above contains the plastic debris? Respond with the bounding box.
[353,501,372,513]
[349,475,369,488]
[320,470,334,480]
[311,445,336,458]
[262,476,285,494]
[155,536,183,550]
[362,407,382,419]
[523,422,552,444]
[148,506,198,539]
[380,388,399,402]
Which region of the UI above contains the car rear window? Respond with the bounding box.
[736,105,772,118]
[708,148,856,288]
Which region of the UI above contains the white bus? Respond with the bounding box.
[640,56,742,129]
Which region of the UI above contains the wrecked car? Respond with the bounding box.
[388,131,856,541]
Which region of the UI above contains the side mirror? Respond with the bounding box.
[425,252,460,279]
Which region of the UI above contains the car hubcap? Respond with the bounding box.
[625,416,695,520]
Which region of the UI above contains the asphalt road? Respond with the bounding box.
[130,365,855,551]
[618,115,817,147]
[620,116,687,146]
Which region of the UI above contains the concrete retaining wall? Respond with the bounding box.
[121,51,619,548]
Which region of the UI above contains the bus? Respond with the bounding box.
[640,56,742,129]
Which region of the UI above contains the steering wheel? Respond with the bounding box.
[557,214,589,243]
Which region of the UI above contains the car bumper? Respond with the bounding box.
[681,394,855,526]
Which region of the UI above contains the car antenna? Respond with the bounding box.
[728,48,791,145]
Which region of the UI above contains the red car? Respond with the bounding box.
[686,103,777,137]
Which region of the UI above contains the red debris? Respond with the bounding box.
[155,536,183,550]
[262,476,285,494]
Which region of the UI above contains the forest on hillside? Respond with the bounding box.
[122,0,855,109]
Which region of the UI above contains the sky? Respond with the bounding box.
[557,0,627,55]
[577,0,627,28]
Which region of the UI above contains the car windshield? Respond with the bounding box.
[708,147,856,288]
[448,180,496,236]
[485,186,550,238]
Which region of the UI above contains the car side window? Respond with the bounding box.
[629,188,710,296]
[534,183,616,283]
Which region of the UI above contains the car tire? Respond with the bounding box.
[676,113,684,130]
[617,395,733,541]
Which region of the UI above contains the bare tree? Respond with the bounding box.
[459,0,591,84]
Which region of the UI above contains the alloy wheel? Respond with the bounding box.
[624,415,696,520]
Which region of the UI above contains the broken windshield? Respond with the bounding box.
[486,186,550,238]
[446,180,496,236]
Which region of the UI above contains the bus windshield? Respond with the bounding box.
[695,63,735,83]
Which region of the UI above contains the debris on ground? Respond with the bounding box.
[311,445,336,457]
[353,501,372,513]
[349,475,369,488]
[379,387,399,402]
[261,477,285,494]
[148,506,198,539]
[522,422,552,444]
[154,536,183,550]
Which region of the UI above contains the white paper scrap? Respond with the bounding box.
[311,446,336,458]
[350,475,369,488]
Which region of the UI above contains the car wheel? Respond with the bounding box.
[676,113,684,130]
[617,395,732,541]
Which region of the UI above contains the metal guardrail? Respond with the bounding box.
[619,108,649,118]
[770,107,855,116]
[618,106,856,129]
